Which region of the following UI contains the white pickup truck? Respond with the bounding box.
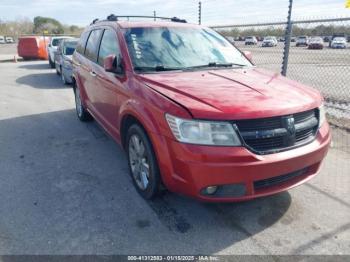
[48,36,73,68]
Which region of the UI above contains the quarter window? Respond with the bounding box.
[98,29,120,66]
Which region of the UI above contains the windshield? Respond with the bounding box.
[64,41,77,55]
[123,27,251,72]
[310,37,322,42]
[333,37,345,42]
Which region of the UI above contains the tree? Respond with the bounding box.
[33,16,64,34]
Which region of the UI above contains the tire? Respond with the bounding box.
[49,56,55,68]
[61,68,67,85]
[55,63,60,75]
[126,124,161,200]
[73,86,93,122]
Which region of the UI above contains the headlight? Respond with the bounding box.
[166,114,241,146]
[318,104,326,128]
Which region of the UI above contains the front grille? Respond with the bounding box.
[235,109,319,154]
[254,168,308,190]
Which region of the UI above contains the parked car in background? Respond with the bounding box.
[245,36,258,45]
[331,37,347,49]
[296,36,308,47]
[262,36,278,47]
[48,36,73,68]
[17,36,49,60]
[5,36,14,43]
[323,36,331,43]
[0,36,5,44]
[291,37,296,42]
[308,37,324,49]
[71,15,330,202]
[55,38,79,84]
[278,37,285,42]
[329,33,346,47]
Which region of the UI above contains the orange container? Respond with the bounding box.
[17,36,49,60]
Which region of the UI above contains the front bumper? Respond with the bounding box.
[331,45,346,49]
[151,122,331,202]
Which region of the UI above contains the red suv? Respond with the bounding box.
[72,15,331,202]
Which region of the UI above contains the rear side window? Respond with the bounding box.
[97,29,120,66]
[85,30,102,62]
[76,31,90,54]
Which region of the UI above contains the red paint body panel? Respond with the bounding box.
[148,122,330,202]
[72,21,331,202]
[139,68,322,120]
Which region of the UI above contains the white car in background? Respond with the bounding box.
[262,36,278,47]
[0,36,5,44]
[48,36,73,68]
[296,36,309,47]
[5,37,14,43]
[331,37,347,49]
[245,36,258,45]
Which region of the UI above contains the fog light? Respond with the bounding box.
[206,186,218,195]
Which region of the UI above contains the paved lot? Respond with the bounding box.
[235,42,350,104]
[0,60,349,255]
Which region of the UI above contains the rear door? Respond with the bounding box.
[79,29,103,112]
[91,28,124,136]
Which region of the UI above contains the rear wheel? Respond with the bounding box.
[126,124,161,199]
[61,68,68,85]
[49,55,55,68]
[74,87,93,122]
[55,63,60,75]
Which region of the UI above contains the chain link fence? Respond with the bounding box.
[212,17,350,130]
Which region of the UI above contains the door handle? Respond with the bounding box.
[90,71,97,77]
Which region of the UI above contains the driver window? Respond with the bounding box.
[98,29,120,67]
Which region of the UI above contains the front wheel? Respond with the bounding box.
[126,124,161,200]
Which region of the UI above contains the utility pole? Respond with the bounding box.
[153,10,156,21]
[281,0,293,76]
[198,1,202,25]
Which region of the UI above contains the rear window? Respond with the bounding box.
[84,30,102,62]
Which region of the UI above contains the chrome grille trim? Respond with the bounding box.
[234,109,319,155]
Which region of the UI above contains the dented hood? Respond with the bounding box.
[138,68,322,120]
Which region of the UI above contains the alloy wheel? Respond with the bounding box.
[128,134,150,190]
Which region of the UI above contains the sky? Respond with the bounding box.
[0,0,349,26]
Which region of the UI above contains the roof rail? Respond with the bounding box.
[91,18,99,25]
[91,14,187,23]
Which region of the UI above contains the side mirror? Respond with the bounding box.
[48,43,52,47]
[104,54,123,74]
[243,51,253,62]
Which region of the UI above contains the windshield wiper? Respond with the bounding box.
[134,65,182,72]
[183,62,246,70]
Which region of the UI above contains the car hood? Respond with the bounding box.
[138,68,322,120]
[64,55,73,61]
